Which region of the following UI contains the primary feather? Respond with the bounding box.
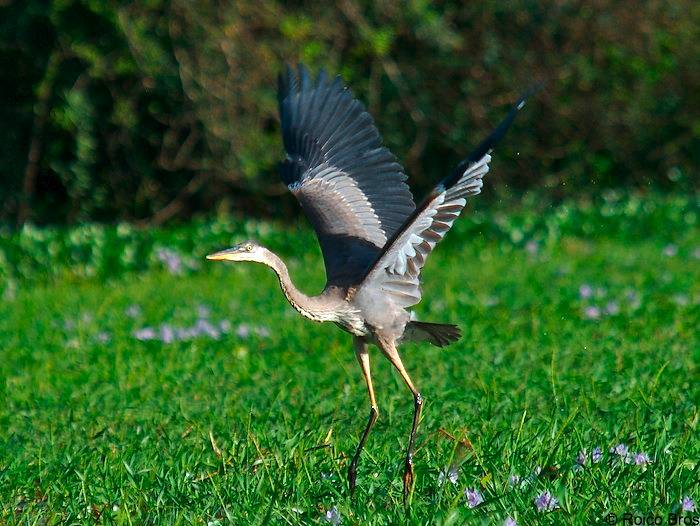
[278,64,415,286]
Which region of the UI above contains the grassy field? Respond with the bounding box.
[1,194,698,524]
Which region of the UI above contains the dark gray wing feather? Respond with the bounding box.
[360,90,534,307]
[278,64,415,285]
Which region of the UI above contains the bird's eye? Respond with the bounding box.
[245,244,253,252]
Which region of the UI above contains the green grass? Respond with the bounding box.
[1,195,698,524]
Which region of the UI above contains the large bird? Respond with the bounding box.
[207,64,532,502]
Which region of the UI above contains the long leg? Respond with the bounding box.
[348,337,379,496]
[377,337,423,504]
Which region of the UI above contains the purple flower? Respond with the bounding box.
[693,247,700,260]
[576,447,602,469]
[195,319,220,339]
[579,284,593,299]
[219,320,232,333]
[160,324,175,344]
[438,467,458,486]
[672,294,689,306]
[255,325,271,338]
[196,304,211,318]
[323,506,341,525]
[134,327,157,341]
[583,306,601,320]
[125,304,141,318]
[633,452,651,465]
[604,301,620,315]
[576,449,587,466]
[508,474,521,487]
[95,331,110,344]
[534,491,559,512]
[504,518,517,526]
[525,240,539,255]
[662,244,678,257]
[156,247,183,274]
[625,290,642,310]
[176,326,196,340]
[465,488,484,508]
[236,324,251,338]
[682,496,696,512]
[483,295,499,307]
[611,443,628,457]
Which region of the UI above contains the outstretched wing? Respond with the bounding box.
[278,64,415,285]
[359,91,534,308]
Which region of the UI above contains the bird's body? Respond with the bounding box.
[207,64,533,503]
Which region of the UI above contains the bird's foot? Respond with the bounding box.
[402,455,415,505]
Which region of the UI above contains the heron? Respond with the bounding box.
[207,64,533,502]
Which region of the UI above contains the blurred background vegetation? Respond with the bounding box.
[3,0,699,226]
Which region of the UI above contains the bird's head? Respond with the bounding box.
[206,240,267,264]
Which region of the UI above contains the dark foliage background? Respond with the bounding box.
[3,0,699,226]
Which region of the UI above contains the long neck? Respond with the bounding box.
[263,251,329,322]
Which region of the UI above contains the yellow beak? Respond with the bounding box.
[206,248,239,261]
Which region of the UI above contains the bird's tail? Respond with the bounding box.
[404,321,461,347]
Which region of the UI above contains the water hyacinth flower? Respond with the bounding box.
[577,450,586,465]
[134,327,157,341]
[323,506,341,525]
[583,306,601,320]
[633,452,651,465]
[579,284,593,299]
[483,295,500,307]
[662,244,678,257]
[195,319,220,339]
[508,474,521,487]
[625,290,642,310]
[611,443,628,457]
[235,323,271,339]
[465,488,484,508]
[504,518,517,526]
[604,301,620,315]
[236,324,251,338]
[96,331,110,344]
[196,304,212,318]
[160,324,175,344]
[534,491,559,512]
[525,240,539,255]
[155,247,184,274]
[256,325,271,338]
[591,447,602,463]
[175,326,197,340]
[575,449,587,469]
[672,294,689,306]
[681,496,696,512]
[438,467,459,486]
[133,318,235,344]
[125,304,142,318]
